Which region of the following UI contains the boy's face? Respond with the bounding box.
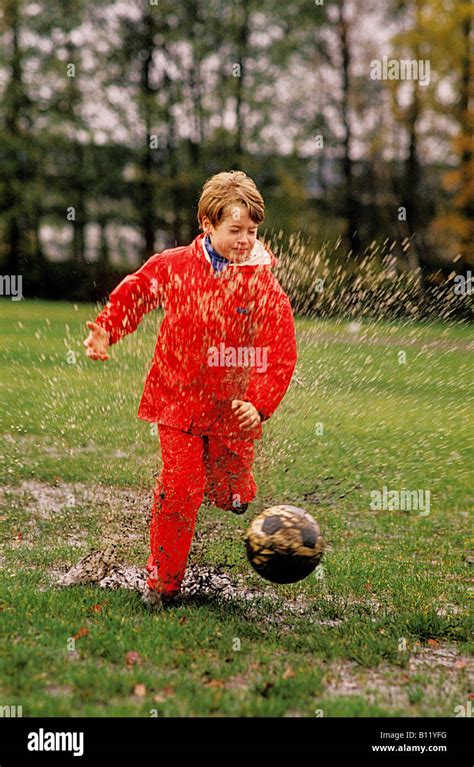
[201,205,259,263]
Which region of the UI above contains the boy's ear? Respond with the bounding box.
[201,215,213,233]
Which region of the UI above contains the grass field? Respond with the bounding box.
[0,300,472,717]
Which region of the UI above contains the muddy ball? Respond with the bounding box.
[244,505,324,584]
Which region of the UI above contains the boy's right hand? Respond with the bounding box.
[83,321,110,361]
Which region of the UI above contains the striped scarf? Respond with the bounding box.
[204,235,230,273]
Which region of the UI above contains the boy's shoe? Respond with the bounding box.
[142,585,181,610]
[142,585,163,610]
[230,501,249,515]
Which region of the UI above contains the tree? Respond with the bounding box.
[0,0,36,273]
[427,0,473,264]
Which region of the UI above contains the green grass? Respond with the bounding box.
[0,300,472,717]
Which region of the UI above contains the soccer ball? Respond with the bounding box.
[244,505,324,584]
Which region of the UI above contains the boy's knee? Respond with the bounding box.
[157,468,206,509]
[159,485,205,511]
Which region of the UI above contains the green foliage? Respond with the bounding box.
[0,0,471,301]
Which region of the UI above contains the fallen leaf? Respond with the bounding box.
[153,686,175,703]
[133,683,147,697]
[16,532,23,541]
[91,604,103,613]
[283,665,295,679]
[454,660,466,670]
[427,639,440,647]
[178,616,187,625]
[204,679,225,689]
[72,627,89,640]
[126,651,142,666]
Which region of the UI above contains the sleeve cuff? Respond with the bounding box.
[94,317,115,345]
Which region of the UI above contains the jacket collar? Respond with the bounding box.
[192,233,277,268]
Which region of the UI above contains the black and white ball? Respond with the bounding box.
[244,505,324,584]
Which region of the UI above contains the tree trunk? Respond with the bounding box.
[138,12,157,260]
[71,140,87,263]
[3,0,28,272]
[234,0,250,166]
[401,79,428,303]
[98,221,109,265]
[458,12,473,261]
[337,0,361,257]
[188,0,205,149]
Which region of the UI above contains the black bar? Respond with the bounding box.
[0,717,471,763]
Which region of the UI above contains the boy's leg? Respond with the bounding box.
[204,435,257,512]
[146,425,206,596]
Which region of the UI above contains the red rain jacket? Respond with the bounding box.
[95,233,297,440]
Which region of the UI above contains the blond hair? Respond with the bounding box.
[197,170,265,230]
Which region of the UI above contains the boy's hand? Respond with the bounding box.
[83,321,110,361]
[231,400,261,431]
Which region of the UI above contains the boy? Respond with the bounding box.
[83,170,297,608]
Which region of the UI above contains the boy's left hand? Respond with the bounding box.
[231,400,261,431]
